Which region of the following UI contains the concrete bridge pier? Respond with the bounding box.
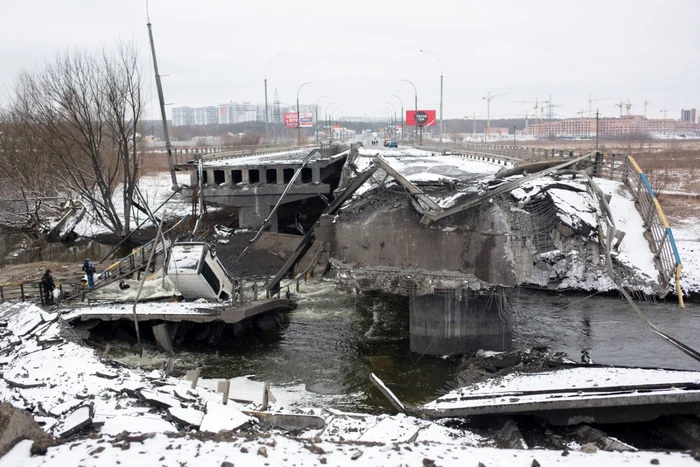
[409,289,513,355]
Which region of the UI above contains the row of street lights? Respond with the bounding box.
[263,50,445,145]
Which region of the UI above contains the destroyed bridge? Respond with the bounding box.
[177,141,683,356]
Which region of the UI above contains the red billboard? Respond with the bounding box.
[284,112,313,128]
[406,110,437,127]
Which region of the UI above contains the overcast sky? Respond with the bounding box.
[1,0,698,121]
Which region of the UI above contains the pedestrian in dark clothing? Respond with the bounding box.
[82,258,96,288]
[41,269,55,305]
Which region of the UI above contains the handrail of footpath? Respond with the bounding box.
[623,156,684,307]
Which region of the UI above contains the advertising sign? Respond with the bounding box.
[406,110,437,127]
[284,112,298,128]
[284,112,314,128]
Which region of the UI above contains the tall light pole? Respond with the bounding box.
[296,81,311,146]
[315,95,327,144]
[325,102,335,144]
[391,94,404,140]
[386,102,397,138]
[420,49,443,143]
[381,110,392,139]
[264,53,285,144]
[399,79,418,144]
[330,108,341,142]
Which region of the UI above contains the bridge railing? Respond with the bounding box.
[590,153,683,304]
[415,141,593,161]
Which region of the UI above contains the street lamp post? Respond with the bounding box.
[325,103,336,143]
[330,108,340,142]
[315,95,327,144]
[264,53,285,144]
[391,94,404,140]
[296,82,311,146]
[420,49,443,143]
[399,79,418,144]
[386,102,397,139]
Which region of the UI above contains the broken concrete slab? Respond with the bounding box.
[138,389,181,409]
[57,406,92,439]
[48,399,82,417]
[247,411,325,432]
[422,366,700,425]
[200,401,251,433]
[94,369,118,379]
[168,407,204,427]
[173,388,197,403]
[3,375,45,389]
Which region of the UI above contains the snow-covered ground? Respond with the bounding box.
[66,172,193,238]
[3,302,700,466]
[669,217,700,293]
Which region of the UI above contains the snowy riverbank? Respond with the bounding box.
[3,301,700,465]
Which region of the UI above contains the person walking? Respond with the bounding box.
[41,269,55,305]
[82,258,96,289]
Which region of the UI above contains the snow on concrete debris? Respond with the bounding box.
[594,177,659,282]
[425,366,700,411]
[4,430,700,466]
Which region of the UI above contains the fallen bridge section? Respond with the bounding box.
[421,366,700,425]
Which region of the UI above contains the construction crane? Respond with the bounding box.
[587,95,610,118]
[611,100,625,118]
[624,99,633,116]
[513,98,543,138]
[644,98,650,118]
[483,92,508,137]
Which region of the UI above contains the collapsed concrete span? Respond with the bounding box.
[314,147,667,355]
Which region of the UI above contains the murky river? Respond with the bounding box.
[115,281,700,413]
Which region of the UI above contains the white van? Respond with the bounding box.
[166,242,234,301]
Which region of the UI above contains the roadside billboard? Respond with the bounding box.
[406,110,437,127]
[284,112,314,128]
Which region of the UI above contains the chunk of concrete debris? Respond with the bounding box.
[138,389,181,408]
[246,411,325,432]
[173,388,197,403]
[145,370,164,380]
[3,374,45,389]
[200,401,251,433]
[168,407,204,427]
[0,320,8,328]
[95,369,118,379]
[48,399,82,417]
[57,406,93,439]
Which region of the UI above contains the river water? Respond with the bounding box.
[117,280,700,413]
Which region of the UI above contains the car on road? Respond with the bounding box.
[388,141,398,148]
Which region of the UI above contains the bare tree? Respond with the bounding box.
[0,108,60,230]
[7,43,144,236]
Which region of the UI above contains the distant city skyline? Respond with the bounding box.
[2,0,698,121]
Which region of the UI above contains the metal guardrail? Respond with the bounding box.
[415,142,587,161]
[590,153,683,306]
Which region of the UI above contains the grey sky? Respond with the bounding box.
[1,0,698,121]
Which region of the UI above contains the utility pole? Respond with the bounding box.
[264,53,285,144]
[147,13,178,191]
[296,82,311,146]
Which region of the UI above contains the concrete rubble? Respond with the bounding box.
[2,302,700,465]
